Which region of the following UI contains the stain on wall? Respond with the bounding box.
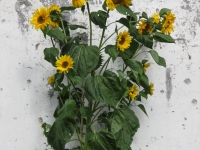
[166,68,173,100]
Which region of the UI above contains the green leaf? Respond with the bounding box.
[60,6,76,11]
[149,50,166,67]
[142,12,148,19]
[47,117,76,150]
[67,45,100,78]
[105,45,119,62]
[139,91,148,99]
[159,8,171,16]
[111,110,126,134]
[48,28,66,43]
[102,1,107,11]
[69,76,83,86]
[41,26,49,38]
[81,5,85,13]
[44,47,59,66]
[115,106,140,150]
[57,99,76,120]
[139,74,149,92]
[80,107,93,118]
[153,32,175,43]
[117,18,130,29]
[91,10,108,29]
[116,70,124,81]
[137,104,148,116]
[87,132,117,150]
[125,59,143,75]
[68,24,87,30]
[142,59,148,65]
[136,35,153,49]
[84,75,118,107]
[116,5,136,18]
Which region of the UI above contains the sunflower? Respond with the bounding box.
[152,13,160,24]
[117,30,132,52]
[30,7,50,30]
[128,84,138,100]
[48,5,61,27]
[138,20,152,34]
[106,0,132,11]
[72,0,86,8]
[161,11,175,35]
[56,55,74,73]
[143,63,150,73]
[149,82,154,95]
[48,75,55,85]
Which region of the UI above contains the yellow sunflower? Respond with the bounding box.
[56,55,74,73]
[117,30,132,52]
[149,82,154,95]
[138,20,152,34]
[30,7,50,30]
[160,11,175,35]
[143,63,150,73]
[72,0,85,8]
[106,0,132,11]
[48,4,61,27]
[128,84,139,100]
[152,13,160,24]
[48,75,55,85]
[164,11,176,24]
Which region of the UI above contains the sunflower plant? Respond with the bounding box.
[30,1,175,150]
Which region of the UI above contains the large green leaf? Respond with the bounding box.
[87,131,117,150]
[91,10,108,29]
[67,45,100,78]
[105,45,119,62]
[139,74,149,92]
[44,47,59,66]
[137,104,148,117]
[57,99,76,120]
[116,5,136,18]
[117,18,130,29]
[60,6,76,12]
[136,35,153,49]
[125,59,143,75]
[48,28,66,43]
[153,32,175,43]
[47,117,76,150]
[115,106,140,150]
[149,50,166,67]
[84,75,118,107]
[80,107,93,118]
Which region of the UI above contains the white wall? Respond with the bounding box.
[0,0,200,150]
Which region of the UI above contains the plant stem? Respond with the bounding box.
[60,18,68,43]
[50,37,55,47]
[76,129,83,149]
[86,2,92,45]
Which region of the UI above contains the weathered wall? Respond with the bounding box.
[0,0,200,149]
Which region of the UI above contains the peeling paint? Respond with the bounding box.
[15,0,32,34]
[166,68,172,100]
[191,99,197,105]
[184,78,191,84]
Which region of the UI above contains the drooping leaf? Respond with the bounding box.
[136,35,153,49]
[153,32,175,43]
[80,107,93,118]
[125,59,143,75]
[91,10,108,29]
[47,117,76,150]
[48,28,66,43]
[44,47,59,66]
[137,104,148,116]
[116,70,124,81]
[84,75,118,107]
[105,45,119,62]
[159,8,171,16]
[69,76,83,86]
[68,24,87,30]
[139,74,149,92]
[139,91,148,99]
[142,12,148,19]
[60,6,76,12]
[116,5,136,18]
[149,50,166,67]
[117,18,130,29]
[67,45,100,78]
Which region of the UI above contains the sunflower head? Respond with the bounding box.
[149,82,154,95]
[56,55,74,73]
[128,84,138,100]
[117,30,132,52]
[143,63,150,73]
[48,5,61,27]
[30,7,50,30]
[160,11,175,35]
[106,0,132,10]
[138,20,152,35]
[72,0,85,8]
[152,13,160,24]
[48,75,55,85]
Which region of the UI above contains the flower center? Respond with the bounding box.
[119,36,125,45]
[62,61,68,68]
[112,0,123,4]
[37,16,45,24]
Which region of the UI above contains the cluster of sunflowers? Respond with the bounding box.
[30,1,175,150]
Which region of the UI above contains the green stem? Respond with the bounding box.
[133,51,149,58]
[58,93,64,105]
[99,57,111,74]
[67,78,71,99]
[91,106,105,124]
[86,2,92,45]
[50,37,55,47]
[60,18,68,43]
[76,129,83,149]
